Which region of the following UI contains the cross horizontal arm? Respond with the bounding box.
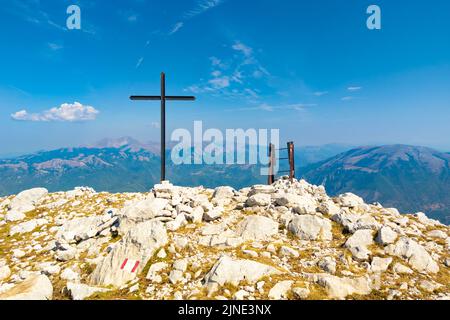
[130,96,196,101]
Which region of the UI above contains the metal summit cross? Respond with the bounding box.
[130,72,196,182]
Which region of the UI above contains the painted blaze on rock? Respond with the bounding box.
[89,220,168,287]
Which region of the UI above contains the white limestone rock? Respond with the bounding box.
[145,262,168,281]
[318,257,337,274]
[344,229,374,261]
[61,268,80,282]
[213,186,235,199]
[235,215,279,240]
[166,213,187,231]
[307,273,372,299]
[393,263,414,274]
[0,275,53,300]
[66,282,109,300]
[203,206,224,222]
[0,265,11,281]
[9,219,48,236]
[274,193,317,214]
[318,201,340,216]
[336,193,364,208]
[268,280,293,300]
[370,257,392,273]
[118,197,168,234]
[414,212,440,226]
[426,230,447,239]
[247,185,275,196]
[288,215,332,241]
[376,226,398,245]
[89,220,168,287]
[203,255,281,293]
[245,194,272,207]
[386,237,439,274]
[38,262,61,276]
[5,211,26,222]
[279,246,299,258]
[8,188,48,214]
[292,287,310,299]
[332,212,380,234]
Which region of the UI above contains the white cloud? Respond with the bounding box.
[136,57,144,69]
[11,102,99,122]
[347,86,362,91]
[169,22,184,35]
[151,122,160,129]
[341,96,354,101]
[210,56,223,67]
[128,15,138,22]
[232,41,253,57]
[314,91,328,96]
[167,0,224,36]
[184,0,224,19]
[48,42,63,51]
[208,76,231,89]
[231,103,316,112]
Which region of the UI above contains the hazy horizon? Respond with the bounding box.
[1,135,449,160]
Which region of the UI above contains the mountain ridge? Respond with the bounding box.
[1,138,449,224]
[302,144,450,224]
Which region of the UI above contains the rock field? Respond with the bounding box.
[0,177,448,300]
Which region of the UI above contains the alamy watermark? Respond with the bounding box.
[367,5,381,30]
[66,5,81,30]
[170,121,280,176]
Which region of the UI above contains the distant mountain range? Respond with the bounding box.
[1,138,449,224]
[301,145,450,224]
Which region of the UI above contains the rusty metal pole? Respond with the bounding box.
[268,143,275,185]
[288,141,295,182]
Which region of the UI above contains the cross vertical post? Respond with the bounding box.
[161,72,166,181]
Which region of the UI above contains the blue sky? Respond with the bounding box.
[0,0,449,155]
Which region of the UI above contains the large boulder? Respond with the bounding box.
[376,226,398,245]
[344,229,374,261]
[331,212,380,234]
[268,280,293,300]
[203,255,281,293]
[213,186,235,199]
[66,282,109,300]
[288,215,332,241]
[0,264,11,281]
[307,273,372,299]
[274,193,316,214]
[370,257,393,273]
[9,219,47,236]
[386,237,439,274]
[318,201,340,216]
[6,188,48,220]
[335,193,364,208]
[118,197,168,234]
[245,194,272,207]
[89,220,168,287]
[0,275,53,300]
[56,214,116,243]
[235,215,279,240]
[247,185,275,196]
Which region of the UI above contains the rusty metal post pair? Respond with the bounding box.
[267,141,295,185]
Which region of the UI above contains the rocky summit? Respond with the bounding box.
[0,178,448,300]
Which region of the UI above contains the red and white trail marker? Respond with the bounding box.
[120,258,140,273]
